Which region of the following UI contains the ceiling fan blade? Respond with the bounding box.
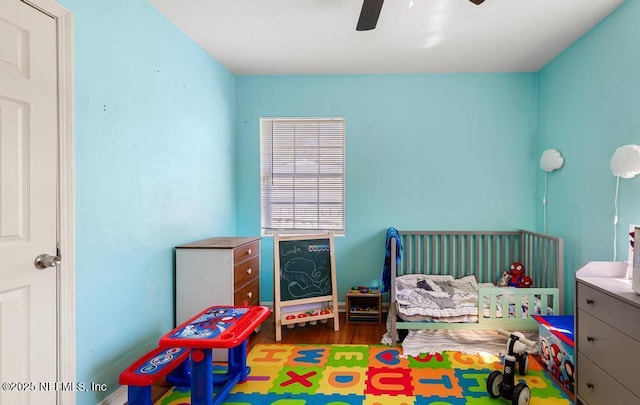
[469,0,485,4]
[356,0,384,31]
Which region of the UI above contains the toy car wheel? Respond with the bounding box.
[518,354,529,375]
[512,383,530,405]
[486,370,503,398]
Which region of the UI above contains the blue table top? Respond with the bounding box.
[532,315,574,347]
[159,305,270,349]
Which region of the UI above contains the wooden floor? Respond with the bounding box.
[247,311,389,348]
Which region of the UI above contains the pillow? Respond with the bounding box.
[432,275,479,295]
[456,274,479,290]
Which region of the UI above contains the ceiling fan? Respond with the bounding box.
[356,0,486,31]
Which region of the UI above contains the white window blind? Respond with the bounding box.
[260,118,345,235]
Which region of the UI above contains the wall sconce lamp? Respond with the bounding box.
[540,149,564,234]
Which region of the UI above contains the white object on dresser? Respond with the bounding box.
[575,261,640,405]
[633,268,640,295]
[632,225,640,295]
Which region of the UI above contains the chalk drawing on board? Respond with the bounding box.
[282,258,331,299]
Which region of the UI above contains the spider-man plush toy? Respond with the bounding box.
[508,262,533,288]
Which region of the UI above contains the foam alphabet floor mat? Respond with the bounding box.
[157,344,573,404]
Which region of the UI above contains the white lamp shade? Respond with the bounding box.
[610,144,640,178]
[540,149,564,172]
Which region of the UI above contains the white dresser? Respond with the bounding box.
[575,261,640,405]
[175,236,261,324]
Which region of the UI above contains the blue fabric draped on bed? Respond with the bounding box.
[381,227,402,293]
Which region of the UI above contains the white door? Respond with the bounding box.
[0,0,58,403]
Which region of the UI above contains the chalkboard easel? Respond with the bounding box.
[273,232,340,341]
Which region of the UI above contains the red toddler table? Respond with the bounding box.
[158,305,270,405]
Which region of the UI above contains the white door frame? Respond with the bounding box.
[21,1,75,404]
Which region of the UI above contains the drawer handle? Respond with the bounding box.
[246,248,252,255]
[586,382,594,389]
[247,291,253,298]
[587,336,595,342]
[246,268,252,275]
[586,299,594,305]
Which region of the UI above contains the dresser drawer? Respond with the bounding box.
[234,278,260,306]
[234,240,259,263]
[234,255,259,288]
[577,309,640,396]
[577,353,640,405]
[576,281,640,338]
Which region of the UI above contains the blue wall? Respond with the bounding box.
[236,74,538,304]
[538,0,640,311]
[58,0,237,403]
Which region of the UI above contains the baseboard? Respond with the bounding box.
[98,386,127,405]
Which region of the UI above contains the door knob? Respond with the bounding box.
[34,254,61,269]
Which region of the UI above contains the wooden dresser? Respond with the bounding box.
[575,261,640,405]
[175,236,261,325]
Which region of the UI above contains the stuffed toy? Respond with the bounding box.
[508,262,533,288]
[497,271,511,287]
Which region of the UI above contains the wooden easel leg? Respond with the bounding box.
[275,318,282,341]
[332,296,340,331]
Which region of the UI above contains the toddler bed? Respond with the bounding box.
[384,229,564,346]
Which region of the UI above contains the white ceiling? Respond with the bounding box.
[148,0,624,75]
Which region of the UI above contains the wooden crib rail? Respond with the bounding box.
[390,229,564,313]
[479,287,560,320]
[518,230,564,312]
[393,231,519,282]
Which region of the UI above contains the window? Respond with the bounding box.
[260,118,345,235]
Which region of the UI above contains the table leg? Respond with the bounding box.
[191,348,213,405]
[228,340,250,382]
[127,385,152,405]
[208,340,249,405]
